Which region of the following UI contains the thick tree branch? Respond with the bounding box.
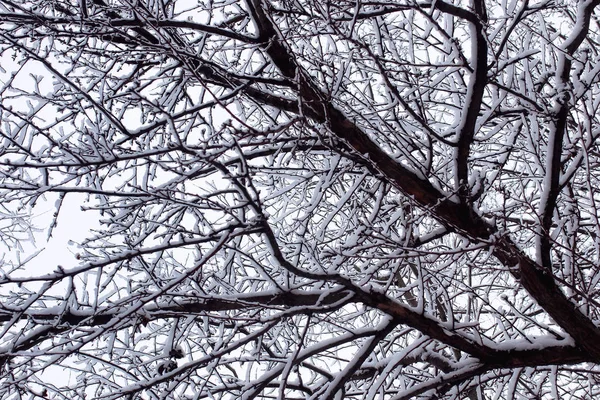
[246,0,600,362]
[537,0,600,268]
[3,1,600,398]
[0,290,354,324]
[0,13,259,44]
[452,10,487,204]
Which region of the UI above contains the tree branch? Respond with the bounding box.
[246,0,600,362]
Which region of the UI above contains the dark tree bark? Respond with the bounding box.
[1,0,600,399]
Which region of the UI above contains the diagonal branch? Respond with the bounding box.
[245,0,600,361]
[313,317,398,400]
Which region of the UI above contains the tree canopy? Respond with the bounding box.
[1,0,600,398]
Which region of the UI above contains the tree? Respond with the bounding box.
[1,0,600,398]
